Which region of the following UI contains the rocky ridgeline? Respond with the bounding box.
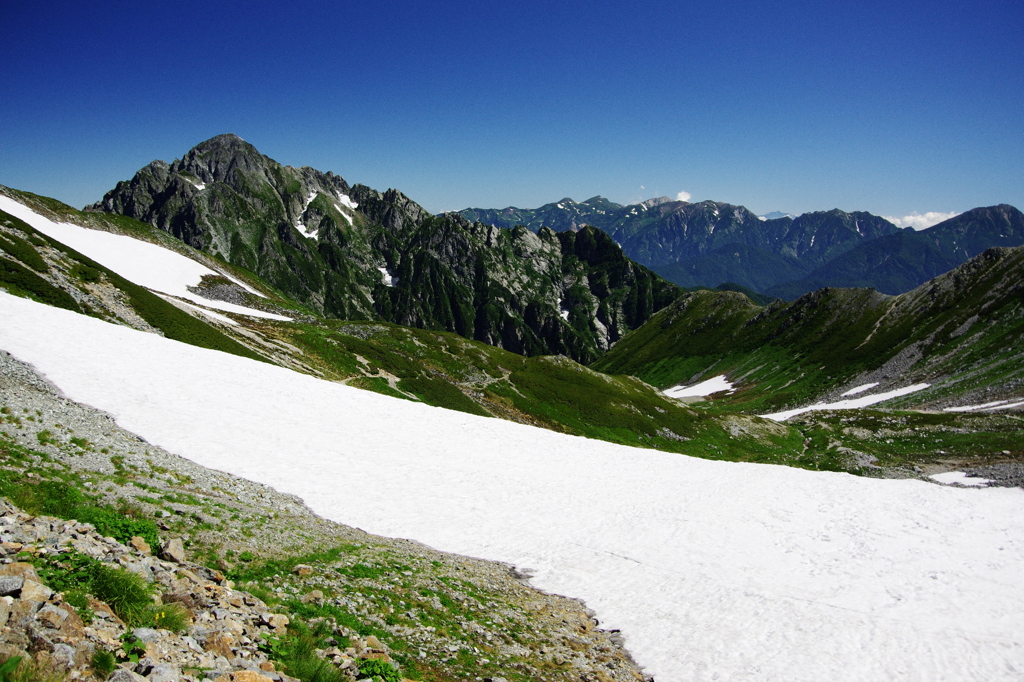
[0,498,407,682]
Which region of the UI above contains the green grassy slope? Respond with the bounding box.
[594,246,1024,414]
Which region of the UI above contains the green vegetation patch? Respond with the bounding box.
[0,255,80,313]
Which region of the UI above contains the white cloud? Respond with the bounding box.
[676,191,692,202]
[883,211,960,230]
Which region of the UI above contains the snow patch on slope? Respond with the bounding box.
[841,382,880,396]
[0,195,289,321]
[295,191,319,239]
[3,294,1021,680]
[761,383,931,421]
[945,400,1024,412]
[663,375,734,399]
[930,471,992,487]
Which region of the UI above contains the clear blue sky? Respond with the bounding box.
[2,0,1021,220]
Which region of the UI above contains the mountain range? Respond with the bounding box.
[87,134,677,364]
[1,171,1023,681]
[2,133,1024,681]
[459,197,1024,298]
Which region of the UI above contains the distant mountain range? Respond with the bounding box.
[459,198,1024,298]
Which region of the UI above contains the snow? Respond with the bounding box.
[295,191,319,239]
[157,295,237,326]
[930,472,992,487]
[3,294,1022,681]
[945,399,1024,412]
[378,267,394,287]
[336,192,358,210]
[663,375,734,399]
[334,206,354,226]
[761,383,931,421]
[559,300,570,321]
[841,382,880,397]
[0,195,290,321]
[190,180,206,191]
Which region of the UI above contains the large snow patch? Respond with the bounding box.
[0,292,1022,681]
[0,195,291,322]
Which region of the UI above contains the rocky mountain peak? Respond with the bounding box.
[171,134,268,185]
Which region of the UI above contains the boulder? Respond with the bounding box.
[130,536,152,554]
[0,575,24,596]
[0,562,41,582]
[160,538,186,564]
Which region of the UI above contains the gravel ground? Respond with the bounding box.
[964,462,1024,488]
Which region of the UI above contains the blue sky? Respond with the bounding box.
[2,0,1021,221]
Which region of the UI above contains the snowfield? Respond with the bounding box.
[0,195,291,321]
[663,374,734,399]
[761,383,932,421]
[1,292,1023,681]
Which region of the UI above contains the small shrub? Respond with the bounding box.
[70,263,101,283]
[0,655,65,682]
[264,621,346,682]
[91,563,154,625]
[35,430,57,447]
[357,659,401,682]
[117,633,147,664]
[89,650,116,680]
[145,601,191,632]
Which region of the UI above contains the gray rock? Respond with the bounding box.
[160,538,186,564]
[147,664,181,682]
[0,575,24,596]
[109,670,148,682]
[50,643,77,667]
[133,627,161,642]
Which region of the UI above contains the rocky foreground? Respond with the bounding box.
[0,349,647,682]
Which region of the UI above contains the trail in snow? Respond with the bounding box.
[1,292,1022,682]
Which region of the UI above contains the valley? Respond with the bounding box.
[0,135,1022,681]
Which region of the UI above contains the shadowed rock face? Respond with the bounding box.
[88,135,678,363]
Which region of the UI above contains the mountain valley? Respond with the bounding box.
[1,136,1023,682]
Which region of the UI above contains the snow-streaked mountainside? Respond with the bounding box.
[2,292,1023,681]
[0,194,290,322]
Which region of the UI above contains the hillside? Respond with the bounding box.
[3,281,1024,682]
[86,135,678,363]
[0,349,643,682]
[595,245,1024,414]
[0,188,803,463]
[5,185,1023,479]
